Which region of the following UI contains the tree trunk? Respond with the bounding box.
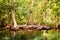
[29,0,34,25]
[11,10,17,27]
[30,14,33,25]
[8,0,17,27]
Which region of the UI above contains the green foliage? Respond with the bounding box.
[0,0,60,25]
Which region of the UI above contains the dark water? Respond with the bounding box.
[0,30,59,40]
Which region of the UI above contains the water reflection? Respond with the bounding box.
[0,30,59,40]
